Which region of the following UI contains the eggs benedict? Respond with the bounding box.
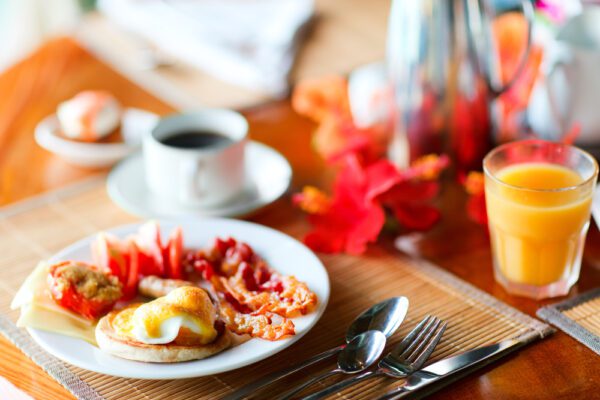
[96,287,231,362]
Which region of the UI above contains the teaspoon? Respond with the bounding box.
[278,330,387,400]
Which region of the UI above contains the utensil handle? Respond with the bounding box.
[279,369,340,400]
[221,345,343,400]
[476,0,535,96]
[376,386,409,400]
[303,370,382,400]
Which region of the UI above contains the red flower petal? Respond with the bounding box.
[343,202,385,254]
[364,159,404,201]
[467,193,488,225]
[304,230,346,253]
[327,135,371,163]
[303,199,385,255]
[392,203,441,231]
[381,180,440,204]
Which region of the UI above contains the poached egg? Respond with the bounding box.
[112,287,218,345]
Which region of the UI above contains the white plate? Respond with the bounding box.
[28,219,329,379]
[107,141,292,218]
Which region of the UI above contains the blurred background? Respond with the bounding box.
[0,0,392,108]
[0,0,599,151]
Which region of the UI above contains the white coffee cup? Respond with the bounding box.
[528,6,600,145]
[143,109,247,207]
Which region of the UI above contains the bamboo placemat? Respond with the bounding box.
[537,288,600,355]
[0,178,553,400]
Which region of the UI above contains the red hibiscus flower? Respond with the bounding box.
[294,152,449,254]
[294,153,402,254]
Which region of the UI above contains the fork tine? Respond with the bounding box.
[410,321,447,370]
[391,316,432,358]
[398,317,439,360]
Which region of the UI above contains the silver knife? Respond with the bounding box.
[376,338,522,400]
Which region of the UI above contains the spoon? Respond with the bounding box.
[222,297,408,400]
[278,330,387,400]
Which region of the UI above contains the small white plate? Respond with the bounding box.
[107,141,292,218]
[34,108,158,168]
[28,219,329,379]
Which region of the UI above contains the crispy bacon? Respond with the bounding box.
[273,276,318,317]
[176,237,317,340]
[219,301,295,341]
[214,270,317,319]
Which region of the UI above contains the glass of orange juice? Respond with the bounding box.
[484,140,598,299]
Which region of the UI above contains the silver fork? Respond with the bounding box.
[302,315,447,400]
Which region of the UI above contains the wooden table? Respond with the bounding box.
[0,38,599,400]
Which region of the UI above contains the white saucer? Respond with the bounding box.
[107,141,292,218]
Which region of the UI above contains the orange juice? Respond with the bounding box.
[485,162,593,287]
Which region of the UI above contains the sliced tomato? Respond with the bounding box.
[91,233,128,282]
[47,261,122,320]
[135,221,165,277]
[123,241,141,300]
[166,227,184,279]
[213,237,237,259]
[136,250,163,277]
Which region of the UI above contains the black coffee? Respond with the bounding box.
[161,131,233,149]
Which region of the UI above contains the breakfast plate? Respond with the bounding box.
[26,219,329,379]
[107,141,292,218]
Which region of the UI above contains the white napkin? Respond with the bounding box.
[98,0,314,96]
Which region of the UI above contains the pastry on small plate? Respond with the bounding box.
[96,287,231,362]
[56,91,121,142]
[35,91,158,168]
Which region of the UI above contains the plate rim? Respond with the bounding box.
[106,141,292,219]
[35,114,135,154]
[26,218,329,379]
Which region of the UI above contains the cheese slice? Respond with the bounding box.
[11,262,48,310]
[12,262,97,345]
[17,304,97,345]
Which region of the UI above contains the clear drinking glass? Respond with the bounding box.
[483,140,598,299]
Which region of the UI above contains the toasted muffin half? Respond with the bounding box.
[96,310,231,363]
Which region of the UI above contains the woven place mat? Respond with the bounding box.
[0,178,553,400]
[537,288,600,355]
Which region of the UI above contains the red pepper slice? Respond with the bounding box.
[166,227,184,279]
[135,221,165,277]
[91,233,128,282]
[123,241,141,300]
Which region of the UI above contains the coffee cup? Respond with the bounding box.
[143,109,247,207]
